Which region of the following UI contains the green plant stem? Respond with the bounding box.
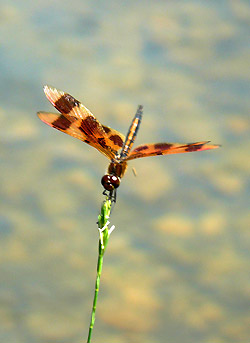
[87,198,112,343]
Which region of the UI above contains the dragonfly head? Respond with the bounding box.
[101,174,120,191]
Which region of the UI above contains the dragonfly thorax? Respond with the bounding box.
[101,161,128,191]
[108,161,127,179]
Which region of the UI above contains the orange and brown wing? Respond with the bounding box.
[37,86,124,159]
[38,111,107,152]
[125,141,220,161]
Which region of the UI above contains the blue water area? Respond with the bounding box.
[0,1,249,343]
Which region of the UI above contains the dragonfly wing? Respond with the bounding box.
[125,141,220,161]
[37,111,97,146]
[38,86,124,159]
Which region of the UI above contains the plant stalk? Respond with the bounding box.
[87,198,112,343]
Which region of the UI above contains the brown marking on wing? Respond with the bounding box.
[44,86,101,125]
[54,93,80,114]
[102,125,111,134]
[185,143,205,152]
[39,86,125,159]
[37,112,96,145]
[52,115,74,130]
[80,116,99,137]
[98,137,109,149]
[154,143,173,150]
[125,141,220,161]
[109,134,124,147]
[132,144,148,152]
[102,125,125,150]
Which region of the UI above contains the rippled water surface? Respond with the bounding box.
[0,1,249,342]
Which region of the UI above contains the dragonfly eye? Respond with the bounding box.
[101,174,120,191]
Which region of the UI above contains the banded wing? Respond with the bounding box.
[37,86,124,160]
[125,141,220,161]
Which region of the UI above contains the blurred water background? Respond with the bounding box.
[0,1,249,342]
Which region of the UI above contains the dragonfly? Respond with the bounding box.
[38,86,219,201]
